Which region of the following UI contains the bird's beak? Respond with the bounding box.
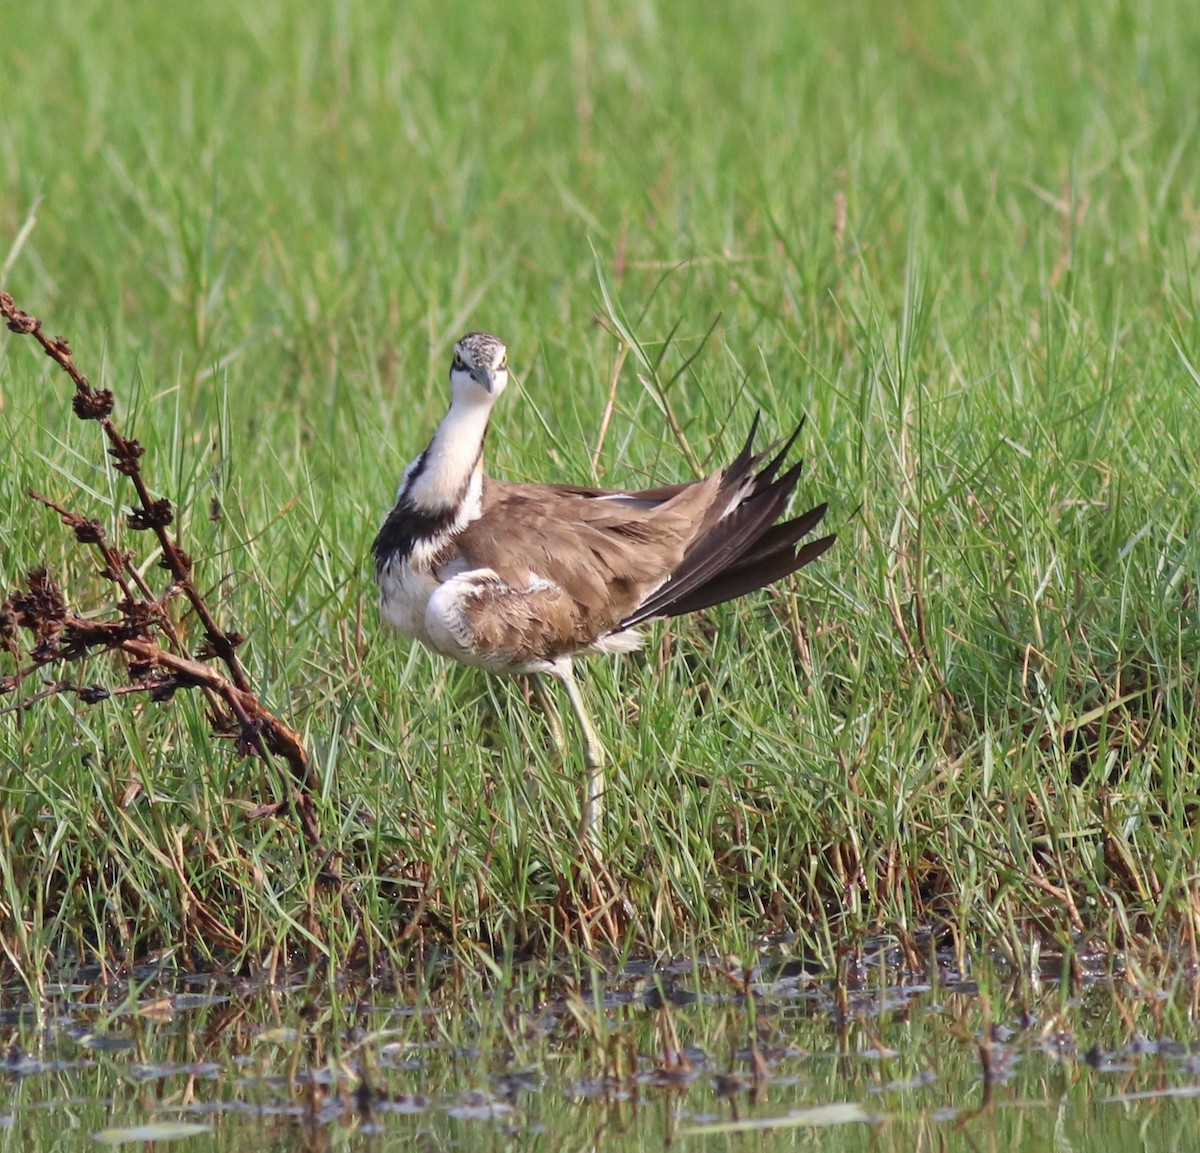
[474,367,497,394]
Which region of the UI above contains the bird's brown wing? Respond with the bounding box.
[430,420,832,668]
[444,475,720,650]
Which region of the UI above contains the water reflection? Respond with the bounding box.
[0,939,1197,1150]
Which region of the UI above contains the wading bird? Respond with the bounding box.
[373,333,834,842]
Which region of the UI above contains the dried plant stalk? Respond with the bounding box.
[0,289,320,846]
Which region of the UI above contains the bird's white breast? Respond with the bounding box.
[377,555,439,643]
[376,467,485,647]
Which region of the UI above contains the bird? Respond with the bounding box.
[373,332,835,843]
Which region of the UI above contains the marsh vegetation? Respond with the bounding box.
[2,0,1200,1144]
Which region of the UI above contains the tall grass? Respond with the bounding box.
[2,0,1200,978]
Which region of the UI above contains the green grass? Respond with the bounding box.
[3,0,1200,978]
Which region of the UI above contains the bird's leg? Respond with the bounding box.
[529,673,567,759]
[554,660,607,845]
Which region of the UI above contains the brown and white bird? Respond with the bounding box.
[373,332,834,839]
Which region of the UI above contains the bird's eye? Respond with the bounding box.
[499,354,507,369]
[452,354,465,370]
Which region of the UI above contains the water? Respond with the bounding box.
[2,942,1198,1150]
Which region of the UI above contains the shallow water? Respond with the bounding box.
[2,941,1198,1150]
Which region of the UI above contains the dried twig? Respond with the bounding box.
[0,289,320,846]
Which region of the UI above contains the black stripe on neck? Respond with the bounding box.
[372,498,461,571]
[373,453,481,572]
[374,438,485,571]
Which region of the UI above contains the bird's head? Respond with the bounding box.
[449,332,509,404]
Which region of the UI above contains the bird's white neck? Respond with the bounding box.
[400,393,495,514]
